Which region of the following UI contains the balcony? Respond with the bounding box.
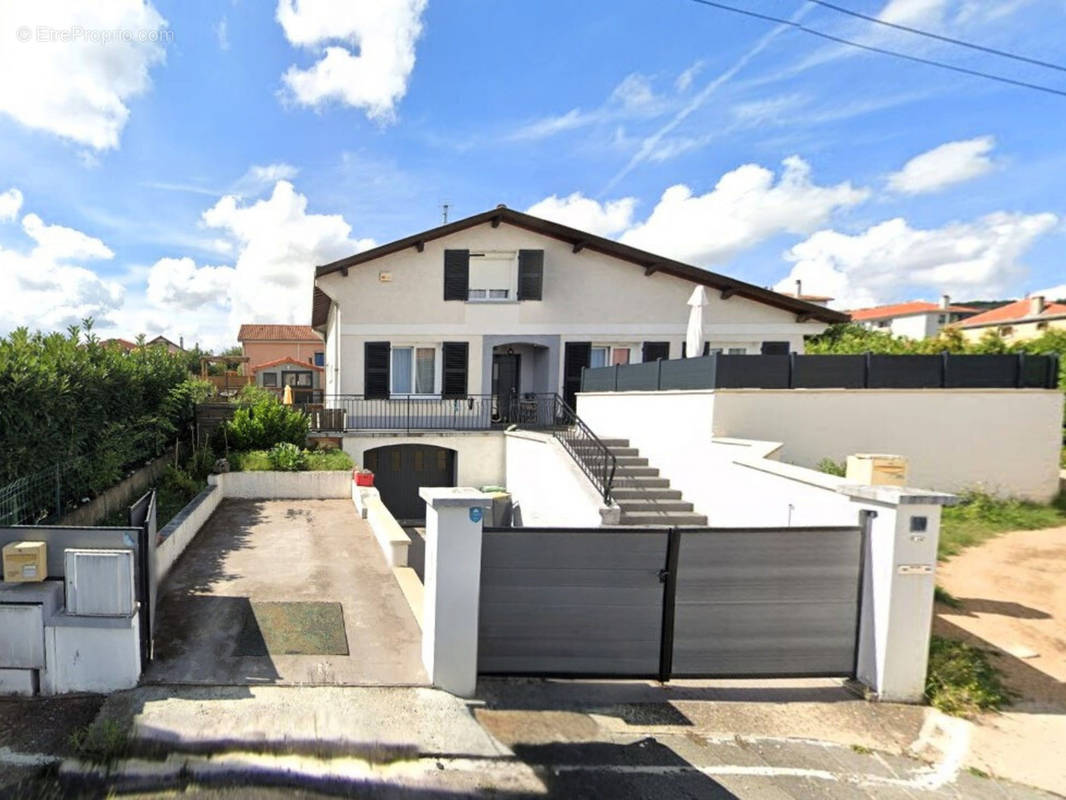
[309,393,563,433]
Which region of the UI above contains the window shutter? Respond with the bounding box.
[365,342,390,399]
[642,341,670,362]
[442,341,469,398]
[563,341,591,408]
[517,249,544,301]
[443,250,469,301]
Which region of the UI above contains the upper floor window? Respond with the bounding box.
[444,249,543,302]
[937,314,946,324]
[314,351,324,366]
[391,346,436,394]
[468,251,514,301]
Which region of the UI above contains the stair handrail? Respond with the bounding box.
[549,394,617,505]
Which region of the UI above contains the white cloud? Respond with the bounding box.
[276,0,427,121]
[619,156,868,265]
[675,61,704,92]
[0,1,168,150]
[609,74,657,110]
[214,16,230,51]
[0,188,23,221]
[0,204,123,333]
[1033,283,1066,301]
[887,136,996,195]
[201,180,374,330]
[775,212,1059,308]
[146,257,235,310]
[526,193,637,237]
[232,163,300,196]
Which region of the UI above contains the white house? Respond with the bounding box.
[849,295,977,339]
[311,205,845,410]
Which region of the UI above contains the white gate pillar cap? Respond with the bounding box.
[420,487,493,507]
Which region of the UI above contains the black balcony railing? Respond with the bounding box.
[311,392,617,504]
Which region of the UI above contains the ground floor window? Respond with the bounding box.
[283,370,313,387]
[590,345,634,368]
[261,372,278,387]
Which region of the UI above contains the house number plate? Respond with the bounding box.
[897,564,933,575]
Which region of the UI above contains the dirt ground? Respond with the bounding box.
[934,525,1066,790]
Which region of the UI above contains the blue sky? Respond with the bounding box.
[0,0,1064,349]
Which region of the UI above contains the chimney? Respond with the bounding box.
[795,279,802,298]
[1030,295,1045,316]
[179,335,184,350]
[939,294,950,310]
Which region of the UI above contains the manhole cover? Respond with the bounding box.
[234,601,349,656]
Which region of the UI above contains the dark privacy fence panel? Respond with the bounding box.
[581,353,1060,393]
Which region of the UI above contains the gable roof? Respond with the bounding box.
[250,356,324,372]
[314,206,848,324]
[101,338,138,351]
[956,298,1066,328]
[148,335,183,349]
[849,301,979,321]
[238,324,322,342]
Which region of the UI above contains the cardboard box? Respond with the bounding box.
[3,541,48,583]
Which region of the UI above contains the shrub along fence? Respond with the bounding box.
[582,353,1060,393]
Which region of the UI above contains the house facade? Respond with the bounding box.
[311,206,846,411]
[955,295,1066,344]
[849,296,977,339]
[238,324,324,367]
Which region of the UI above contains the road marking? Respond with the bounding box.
[0,747,59,767]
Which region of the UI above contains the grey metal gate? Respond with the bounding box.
[478,528,668,676]
[668,526,864,678]
[478,520,867,680]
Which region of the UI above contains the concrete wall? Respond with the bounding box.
[208,470,352,499]
[342,432,505,490]
[316,220,827,395]
[579,388,1064,502]
[155,484,222,581]
[352,483,410,568]
[59,449,173,527]
[504,431,607,527]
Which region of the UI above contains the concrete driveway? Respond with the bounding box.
[145,499,427,686]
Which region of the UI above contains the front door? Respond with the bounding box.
[492,354,520,422]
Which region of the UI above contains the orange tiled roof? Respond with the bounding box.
[250,356,324,372]
[238,324,321,342]
[848,301,978,321]
[957,298,1066,328]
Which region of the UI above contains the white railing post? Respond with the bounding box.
[843,486,954,702]
[419,487,492,697]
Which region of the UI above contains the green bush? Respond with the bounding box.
[816,458,846,477]
[268,442,307,471]
[222,389,309,451]
[0,321,197,509]
[304,449,354,470]
[926,635,1009,717]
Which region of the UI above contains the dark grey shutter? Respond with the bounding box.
[642,341,670,362]
[442,342,469,398]
[443,250,469,301]
[761,341,790,355]
[563,342,591,409]
[517,249,544,301]
[365,342,390,399]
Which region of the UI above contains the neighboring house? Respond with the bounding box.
[311,205,846,410]
[238,324,324,369]
[101,338,138,353]
[849,296,978,339]
[147,335,184,353]
[777,279,834,308]
[250,356,324,403]
[955,295,1066,344]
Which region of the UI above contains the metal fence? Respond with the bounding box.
[582,352,1061,393]
[312,393,567,433]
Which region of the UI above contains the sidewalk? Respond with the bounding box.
[38,681,1061,798]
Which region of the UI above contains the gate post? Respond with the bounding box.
[419,487,492,697]
[843,485,954,702]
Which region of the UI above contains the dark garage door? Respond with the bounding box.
[364,444,456,523]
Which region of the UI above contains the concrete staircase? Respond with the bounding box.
[579,437,707,526]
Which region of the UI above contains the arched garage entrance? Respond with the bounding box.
[364,444,457,523]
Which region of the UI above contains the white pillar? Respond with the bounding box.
[843,486,953,702]
[419,487,492,697]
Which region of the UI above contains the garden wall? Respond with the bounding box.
[59,449,175,527]
[207,470,351,499]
